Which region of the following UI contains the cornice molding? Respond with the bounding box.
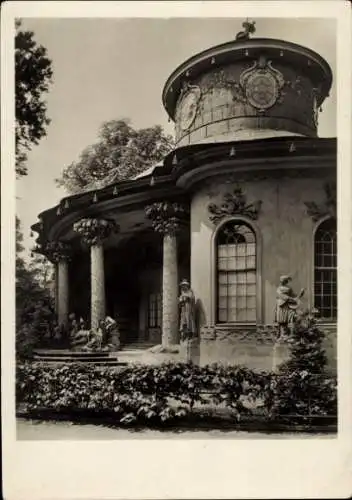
[175,154,335,190]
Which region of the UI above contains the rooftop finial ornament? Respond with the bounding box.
[236,19,256,41]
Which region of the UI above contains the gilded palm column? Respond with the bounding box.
[145,201,189,348]
[43,241,71,326]
[73,218,118,329]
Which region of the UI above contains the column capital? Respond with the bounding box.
[73,217,119,246]
[145,201,189,235]
[42,240,72,263]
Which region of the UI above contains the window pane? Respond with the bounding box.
[218,297,227,308]
[237,309,247,321]
[247,284,256,296]
[218,257,228,270]
[246,308,256,321]
[219,309,228,322]
[247,296,256,309]
[237,296,247,309]
[246,256,255,268]
[228,309,237,322]
[218,273,228,285]
[228,273,237,284]
[247,271,256,284]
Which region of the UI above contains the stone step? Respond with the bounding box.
[33,350,109,358]
[36,361,127,367]
[33,355,118,363]
[32,357,128,367]
[121,343,155,351]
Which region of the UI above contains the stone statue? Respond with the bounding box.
[274,275,305,336]
[179,279,196,341]
[70,314,120,351]
[82,320,104,351]
[104,315,120,350]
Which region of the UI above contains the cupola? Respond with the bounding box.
[162,20,333,146]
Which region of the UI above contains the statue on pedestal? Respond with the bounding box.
[274,275,305,337]
[69,313,119,352]
[179,279,196,341]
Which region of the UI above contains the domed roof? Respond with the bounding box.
[162,20,333,146]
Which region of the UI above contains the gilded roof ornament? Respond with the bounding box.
[236,19,256,41]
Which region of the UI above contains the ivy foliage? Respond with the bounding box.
[16,360,336,427]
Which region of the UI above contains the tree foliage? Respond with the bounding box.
[15,19,53,176]
[55,119,174,194]
[16,217,55,358]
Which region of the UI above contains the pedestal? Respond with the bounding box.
[181,338,200,364]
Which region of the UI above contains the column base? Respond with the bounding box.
[148,344,180,354]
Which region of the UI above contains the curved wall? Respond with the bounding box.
[175,61,320,146]
[190,170,335,327]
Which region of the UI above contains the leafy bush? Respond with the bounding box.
[17,362,272,425]
[16,360,337,427]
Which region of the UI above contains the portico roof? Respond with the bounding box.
[32,135,336,250]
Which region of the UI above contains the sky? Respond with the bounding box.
[17,17,336,257]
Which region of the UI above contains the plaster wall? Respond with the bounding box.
[175,63,317,146]
[198,325,336,373]
[190,171,335,327]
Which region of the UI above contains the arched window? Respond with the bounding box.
[314,218,337,321]
[216,220,256,323]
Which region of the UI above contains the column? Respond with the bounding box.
[145,201,189,348]
[57,258,69,326]
[73,217,118,330]
[162,232,179,346]
[90,243,105,330]
[44,241,71,327]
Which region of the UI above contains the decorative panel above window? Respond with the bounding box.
[314,218,337,321]
[216,220,257,323]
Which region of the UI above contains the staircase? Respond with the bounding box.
[32,349,128,367]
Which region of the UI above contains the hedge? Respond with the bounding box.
[16,361,337,427]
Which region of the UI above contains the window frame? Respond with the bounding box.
[211,216,262,325]
[313,216,337,323]
[147,292,162,329]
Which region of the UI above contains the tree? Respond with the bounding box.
[16,217,55,358]
[15,19,53,177]
[269,310,337,421]
[28,252,55,291]
[56,119,174,194]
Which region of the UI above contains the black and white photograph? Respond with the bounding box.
[2,1,352,499]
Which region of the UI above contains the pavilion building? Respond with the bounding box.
[32,22,337,370]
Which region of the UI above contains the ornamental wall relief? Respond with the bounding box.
[175,82,202,132]
[207,184,262,224]
[304,182,336,221]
